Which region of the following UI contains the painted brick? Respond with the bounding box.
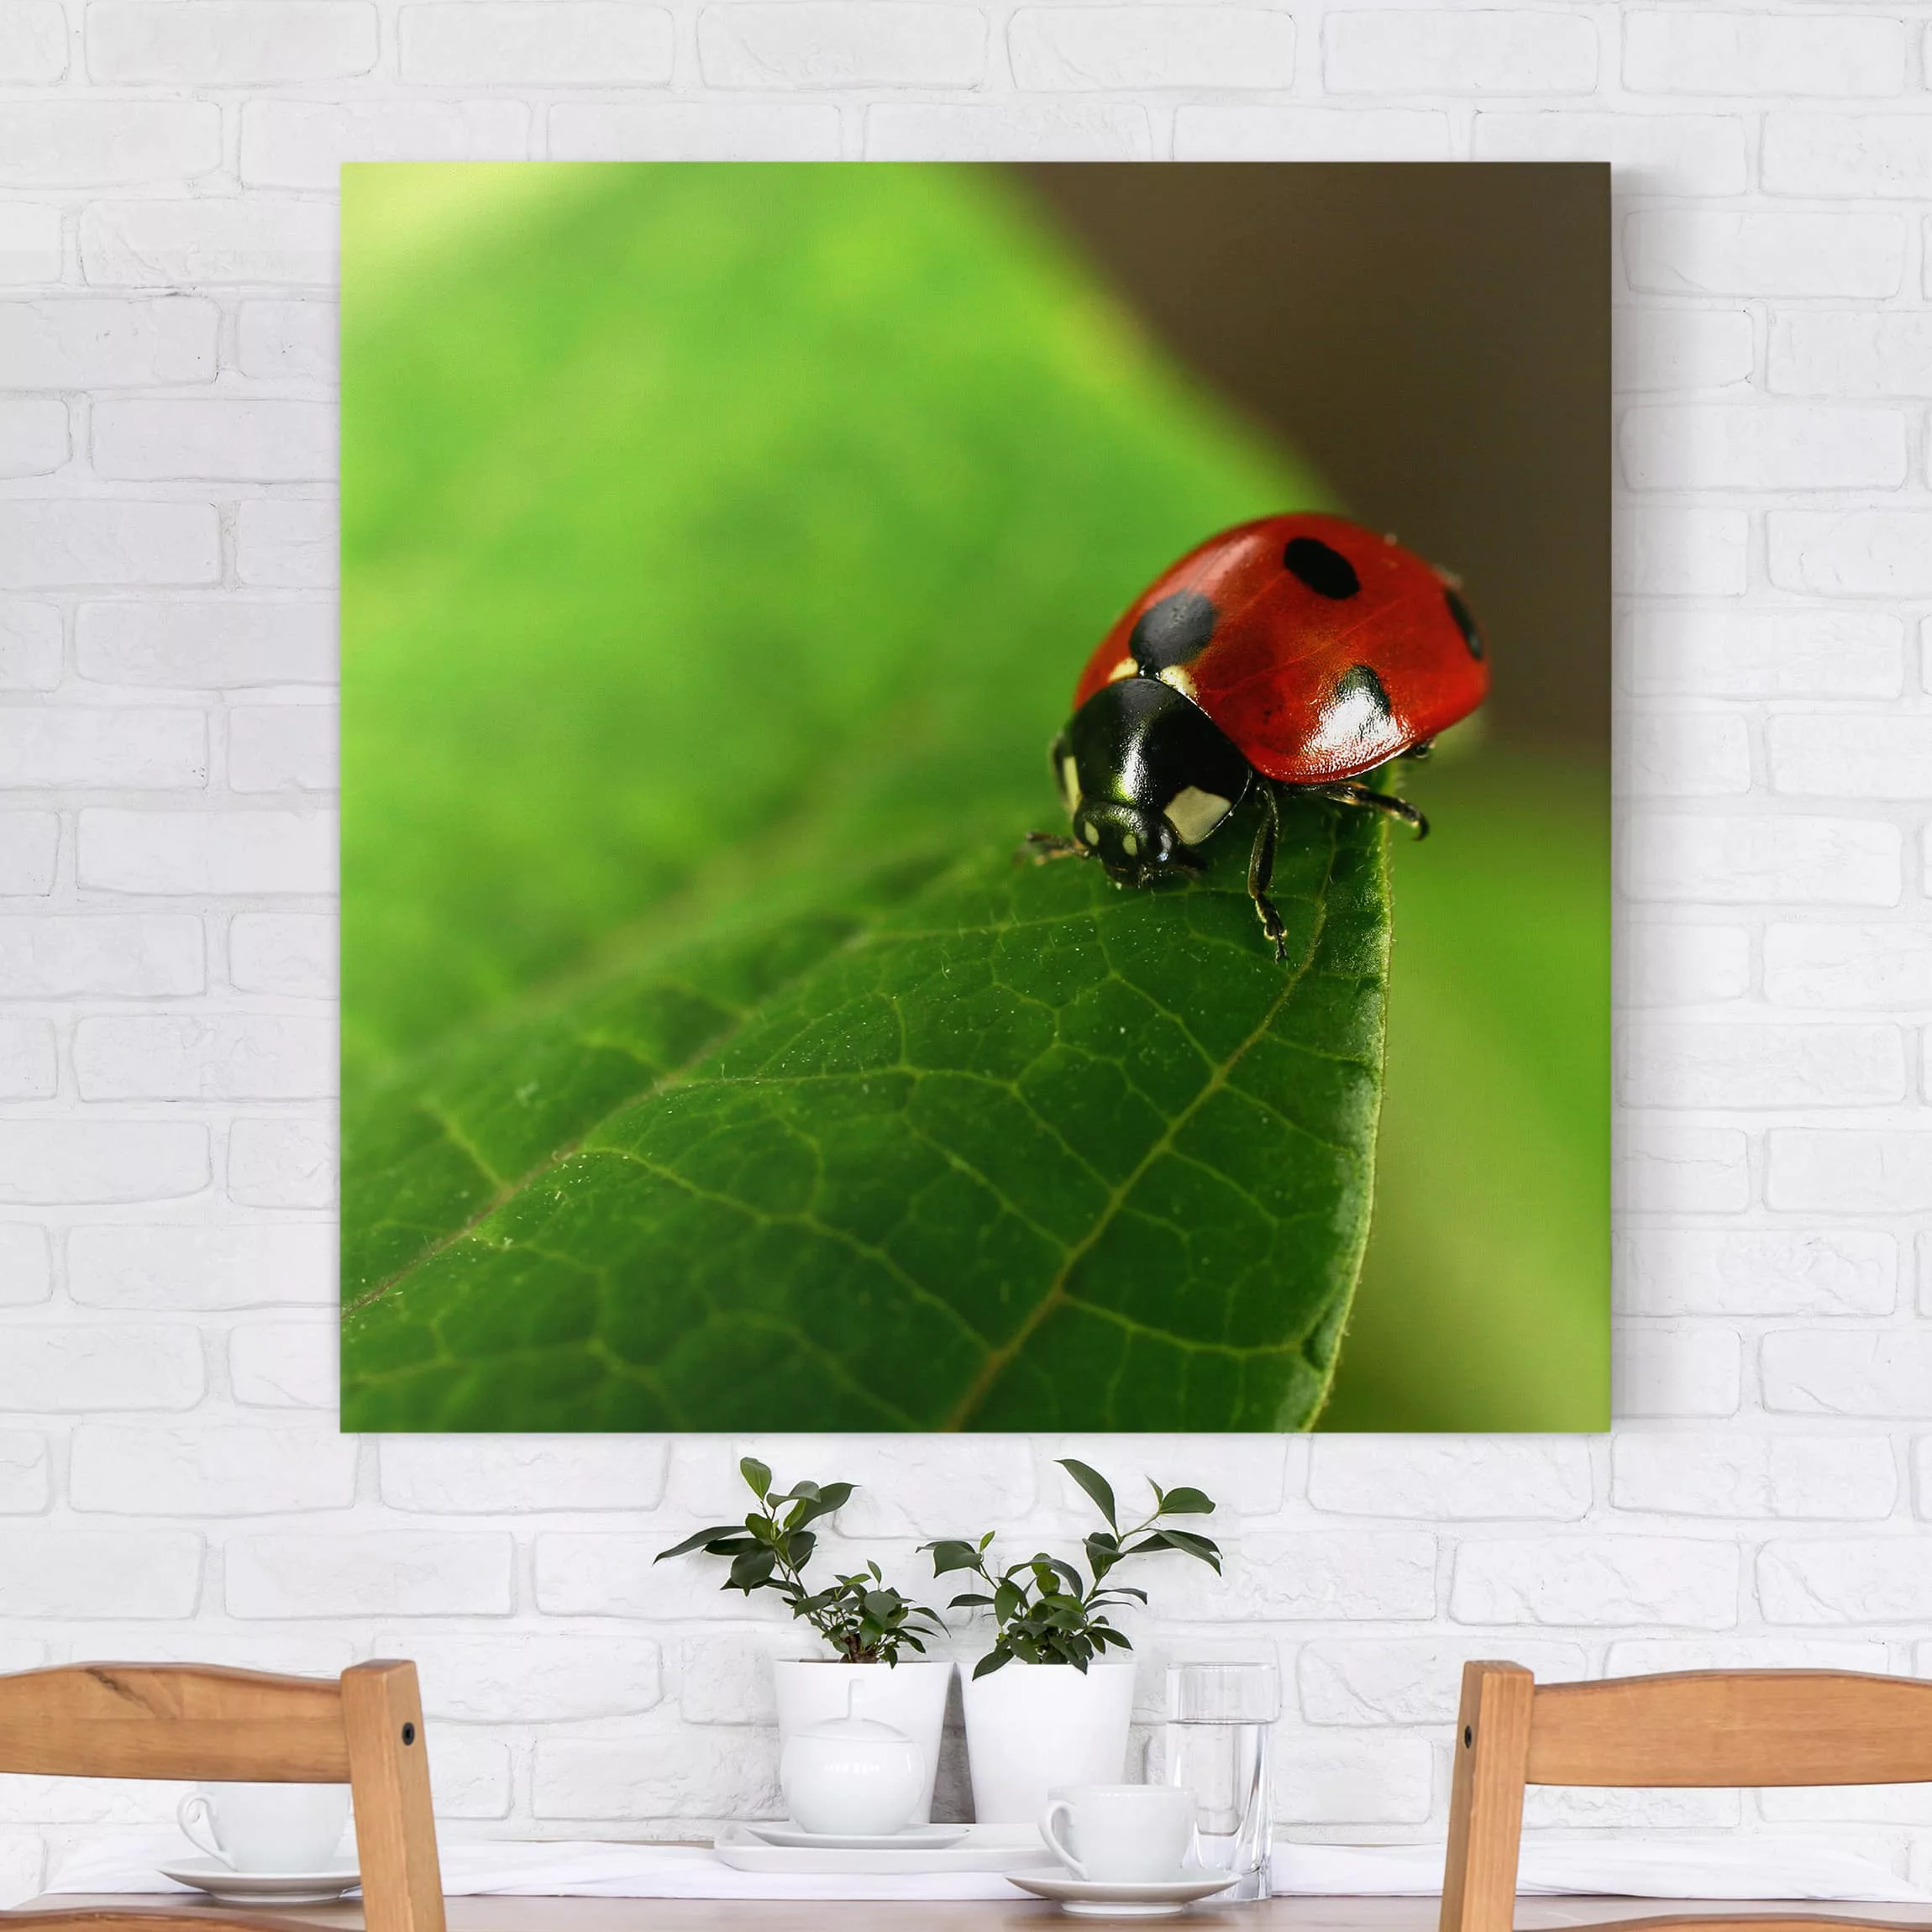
[700,3,984,86]
[1324,10,1596,92]
[401,4,673,83]
[678,1633,775,1725]
[0,399,68,477]
[1619,713,1749,797]
[0,815,58,895]
[1614,507,1746,596]
[0,706,205,789]
[74,1015,335,1100]
[548,102,843,160]
[1173,108,1450,160]
[239,99,532,192]
[1767,1130,1932,1214]
[78,809,336,895]
[234,300,338,382]
[1771,312,1932,398]
[1615,309,1753,393]
[538,1534,781,1620]
[228,1320,337,1406]
[1762,1332,1932,1418]
[1452,1536,1739,1626]
[0,102,218,186]
[67,1221,333,1310]
[92,400,336,483]
[228,706,339,792]
[1618,1125,1748,1213]
[0,1529,201,1617]
[87,3,376,81]
[226,1531,513,1616]
[77,600,338,688]
[0,604,60,690]
[1308,1439,1590,1521]
[1202,1533,1439,1621]
[1474,111,1745,195]
[1622,814,1900,907]
[1767,923,1932,1009]
[71,1423,357,1514]
[235,501,338,587]
[1298,1638,1588,1725]
[1273,1733,1432,1825]
[757,1436,1038,1535]
[0,501,218,590]
[0,1226,52,1305]
[1617,1229,1897,1318]
[1625,212,1903,298]
[0,1121,207,1205]
[1010,7,1294,90]
[864,102,1152,159]
[381,1437,670,1513]
[0,1020,55,1099]
[228,1116,335,1207]
[0,1,64,79]
[1527,1786,1739,1830]
[0,296,217,389]
[81,197,338,286]
[1624,12,1905,97]
[0,1433,49,1513]
[385,1632,664,1721]
[1622,923,1750,1005]
[534,1728,779,1822]
[1623,610,1903,700]
[228,914,336,995]
[1619,1020,1904,1110]
[1611,1435,1897,1520]
[1614,1326,1742,1417]
[1620,404,1907,491]
[0,202,60,283]
[1608,1637,1890,1674]
[0,1324,202,1412]
[1760,1539,1932,1625]
[1770,511,1932,598]
[1771,715,1932,800]
[1765,114,1932,200]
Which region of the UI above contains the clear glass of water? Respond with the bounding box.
[1161,1661,1280,1903]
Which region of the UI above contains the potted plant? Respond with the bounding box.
[656,1457,955,1821]
[926,1459,1221,1824]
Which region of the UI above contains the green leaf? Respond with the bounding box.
[739,1457,772,1502]
[926,1541,984,1578]
[1059,1458,1118,1530]
[1153,1486,1215,1518]
[338,166,1383,1432]
[653,1525,742,1563]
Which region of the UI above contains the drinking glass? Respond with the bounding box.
[1160,1661,1280,1902]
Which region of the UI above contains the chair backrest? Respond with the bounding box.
[1441,1663,1932,1932]
[0,1662,444,1932]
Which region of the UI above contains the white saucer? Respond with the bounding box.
[158,1856,361,1905]
[746,1822,969,1851]
[1007,1867,1240,1918]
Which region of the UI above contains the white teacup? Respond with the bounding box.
[1042,1783,1194,1884]
[177,1782,350,1874]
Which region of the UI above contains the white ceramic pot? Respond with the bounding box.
[772,1659,954,1825]
[779,1704,923,1837]
[959,1659,1137,1824]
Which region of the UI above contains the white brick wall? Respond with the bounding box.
[1,0,1929,1895]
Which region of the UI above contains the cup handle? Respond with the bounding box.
[176,1792,230,1867]
[1041,1799,1085,1881]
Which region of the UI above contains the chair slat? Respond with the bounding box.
[0,1667,349,1782]
[1526,1670,1932,1788]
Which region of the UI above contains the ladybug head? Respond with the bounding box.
[1073,800,1182,888]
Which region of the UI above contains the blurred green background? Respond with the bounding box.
[342,162,1607,1432]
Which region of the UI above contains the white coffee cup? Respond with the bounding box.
[1042,1783,1194,1884]
[177,1782,350,1873]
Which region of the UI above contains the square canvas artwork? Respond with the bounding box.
[339,162,1609,1434]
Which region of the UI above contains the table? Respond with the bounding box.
[33,1898,1932,1930]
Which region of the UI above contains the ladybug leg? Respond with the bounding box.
[1247,785,1289,963]
[1315,782,1430,842]
[1021,830,1090,865]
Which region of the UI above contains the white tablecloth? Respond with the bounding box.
[45,1833,1932,1905]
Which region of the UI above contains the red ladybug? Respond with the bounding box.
[1029,512,1490,959]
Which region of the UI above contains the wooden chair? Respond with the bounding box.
[1442,1662,1932,1932]
[0,1662,444,1932]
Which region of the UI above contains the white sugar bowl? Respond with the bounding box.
[779,1683,922,1838]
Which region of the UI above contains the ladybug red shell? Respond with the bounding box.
[1030,512,1490,960]
[1072,512,1488,785]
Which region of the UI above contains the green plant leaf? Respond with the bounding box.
[1059,1458,1119,1530]
[739,1457,772,1501]
[1152,1486,1215,1518]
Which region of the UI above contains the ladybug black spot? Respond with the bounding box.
[1445,585,1483,659]
[1129,591,1217,673]
[1284,536,1360,600]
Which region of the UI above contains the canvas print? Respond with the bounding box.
[339,162,1609,1434]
